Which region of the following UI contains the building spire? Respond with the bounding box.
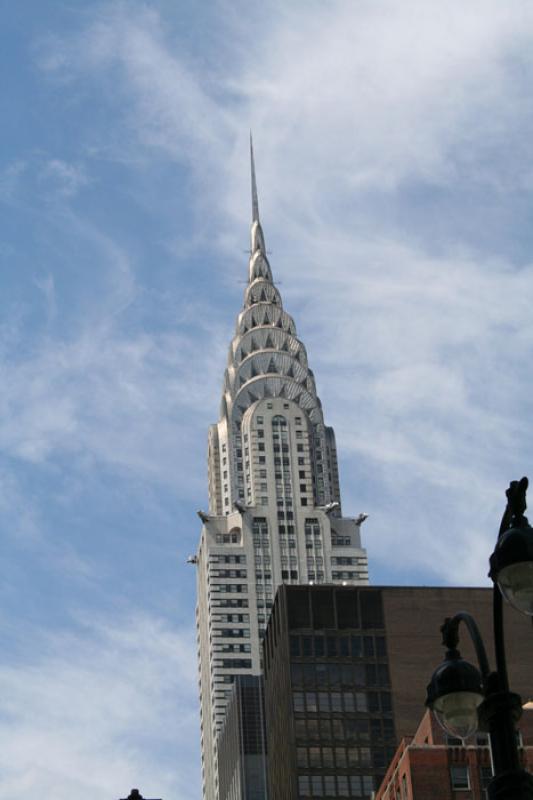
[250,132,260,223]
[248,133,268,276]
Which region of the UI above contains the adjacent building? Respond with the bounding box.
[375,708,533,800]
[262,584,533,800]
[195,144,369,800]
[217,676,269,800]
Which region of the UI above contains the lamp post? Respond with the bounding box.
[426,477,533,800]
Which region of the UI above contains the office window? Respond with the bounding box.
[297,747,308,767]
[450,766,470,790]
[309,747,321,767]
[480,766,493,797]
[293,692,304,712]
[337,775,349,797]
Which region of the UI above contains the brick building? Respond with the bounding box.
[375,708,533,799]
[262,584,533,800]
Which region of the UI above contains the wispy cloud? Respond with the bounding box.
[40,159,90,197]
[3,6,532,798]
[0,613,198,800]
[0,316,223,490]
[32,0,533,585]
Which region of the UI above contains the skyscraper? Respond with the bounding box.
[195,143,369,800]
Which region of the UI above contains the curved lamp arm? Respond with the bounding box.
[441,612,491,684]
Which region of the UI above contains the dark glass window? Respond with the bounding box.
[480,766,493,794]
[288,592,310,629]
[363,636,375,657]
[376,636,387,658]
[290,636,300,657]
[450,766,470,790]
[327,637,337,657]
[367,691,380,712]
[341,664,353,685]
[303,664,315,687]
[302,636,313,656]
[328,664,340,687]
[318,692,330,712]
[307,718,319,741]
[297,747,308,767]
[353,664,365,685]
[314,636,325,657]
[351,635,362,657]
[383,719,395,741]
[381,692,392,713]
[360,591,384,629]
[339,636,350,657]
[306,692,317,712]
[365,664,377,685]
[293,692,304,711]
[335,748,347,768]
[378,664,390,685]
[315,663,327,687]
[291,664,303,685]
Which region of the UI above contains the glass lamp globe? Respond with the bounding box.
[432,690,483,740]
[497,561,533,616]
[490,520,533,616]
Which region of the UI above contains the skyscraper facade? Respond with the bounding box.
[195,145,369,800]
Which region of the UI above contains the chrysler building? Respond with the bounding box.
[195,142,369,800]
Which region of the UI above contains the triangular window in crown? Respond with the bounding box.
[249,337,257,353]
[250,362,258,378]
[260,289,267,302]
[265,334,274,349]
[278,384,286,398]
[267,357,278,374]
[263,383,272,397]
[286,364,294,378]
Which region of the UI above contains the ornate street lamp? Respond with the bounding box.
[426,478,533,800]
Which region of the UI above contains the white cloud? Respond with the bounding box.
[31,0,533,587]
[0,613,199,800]
[0,317,223,493]
[41,159,90,197]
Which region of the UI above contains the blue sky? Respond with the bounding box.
[2,1,533,798]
